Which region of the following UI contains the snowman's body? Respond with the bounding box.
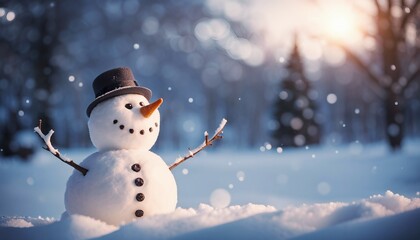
[64,88,177,225]
[65,149,177,225]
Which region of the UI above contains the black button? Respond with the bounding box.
[135,209,144,217]
[134,178,144,186]
[131,164,141,172]
[136,193,145,202]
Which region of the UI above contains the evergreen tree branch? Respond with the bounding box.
[34,119,88,176]
[169,118,227,171]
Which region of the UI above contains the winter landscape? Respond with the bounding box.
[1,141,420,239]
[1,0,420,239]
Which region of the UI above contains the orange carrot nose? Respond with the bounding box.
[140,98,163,118]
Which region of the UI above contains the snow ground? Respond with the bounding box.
[0,140,419,239]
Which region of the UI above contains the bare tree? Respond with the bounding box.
[329,0,419,150]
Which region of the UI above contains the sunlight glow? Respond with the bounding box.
[323,7,359,42]
[245,0,368,58]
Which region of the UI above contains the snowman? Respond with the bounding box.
[34,67,226,226]
[64,67,177,225]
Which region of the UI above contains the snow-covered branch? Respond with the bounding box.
[169,118,227,171]
[34,120,88,176]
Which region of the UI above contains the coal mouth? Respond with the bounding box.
[113,119,159,135]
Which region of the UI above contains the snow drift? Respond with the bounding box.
[1,190,419,240]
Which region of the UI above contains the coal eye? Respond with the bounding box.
[125,103,133,109]
[139,102,145,106]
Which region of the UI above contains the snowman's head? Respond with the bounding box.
[88,94,162,151]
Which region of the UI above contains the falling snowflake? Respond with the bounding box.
[26,177,34,186]
[6,11,15,21]
[317,182,331,195]
[209,188,231,209]
[236,171,245,182]
[390,65,396,71]
[326,93,337,104]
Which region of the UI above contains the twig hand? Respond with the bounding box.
[169,118,227,170]
[34,119,88,176]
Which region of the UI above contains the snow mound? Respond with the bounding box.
[0,191,418,240]
[170,190,420,240]
[98,203,276,239]
[277,190,420,232]
[0,216,54,228]
[0,214,117,240]
[291,208,420,240]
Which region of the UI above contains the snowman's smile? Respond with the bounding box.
[112,119,159,135]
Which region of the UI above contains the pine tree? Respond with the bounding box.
[272,37,321,148]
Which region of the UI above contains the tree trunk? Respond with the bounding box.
[384,91,404,150]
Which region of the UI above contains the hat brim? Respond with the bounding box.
[86,86,152,117]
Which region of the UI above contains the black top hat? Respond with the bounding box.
[86,67,152,117]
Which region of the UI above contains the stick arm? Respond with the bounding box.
[169,118,227,171]
[34,120,88,176]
